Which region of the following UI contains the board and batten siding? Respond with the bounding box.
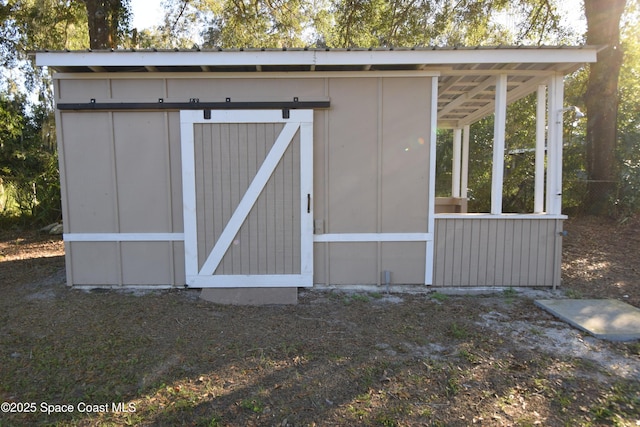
[58,110,185,286]
[433,217,563,287]
[55,73,433,287]
[314,77,432,285]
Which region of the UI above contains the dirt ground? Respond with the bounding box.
[0,215,639,426]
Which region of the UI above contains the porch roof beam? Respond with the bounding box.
[451,74,550,127]
[437,76,496,119]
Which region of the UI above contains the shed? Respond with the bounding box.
[36,47,597,298]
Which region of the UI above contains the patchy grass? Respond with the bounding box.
[1,223,640,426]
[430,291,449,302]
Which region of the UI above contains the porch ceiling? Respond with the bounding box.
[36,46,598,128]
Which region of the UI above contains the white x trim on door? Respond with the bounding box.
[180,110,314,288]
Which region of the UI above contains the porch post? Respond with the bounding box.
[547,74,564,215]
[452,128,462,197]
[491,74,508,215]
[461,124,470,199]
[425,77,439,285]
[534,85,546,213]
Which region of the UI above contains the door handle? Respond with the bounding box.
[307,194,311,213]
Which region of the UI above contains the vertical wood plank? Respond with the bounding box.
[266,124,276,274]
[256,124,268,274]
[274,130,286,274]
[468,218,481,286]
[229,123,241,273]
[433,219,445,286]
[500,220,512,286]
[451,219,464,286]
[219,124,232,274]
[518,220,534,286]
[292,130,302,274]
[460,218,472,286]
[238,123,250,274]
[247,124,259,274]
[486,221,504,286]
[552,220,563,288]
[443,220,455,286]
[529,220,541,285]
[509,221,523,286]
[477,220,489,286]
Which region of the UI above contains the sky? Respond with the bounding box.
[130,0,164,30]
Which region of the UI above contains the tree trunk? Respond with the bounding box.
[584,0,626,215]
[82,0,114,49]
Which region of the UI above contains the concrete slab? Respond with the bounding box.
[535,299,640,342]
[199,287,298,305]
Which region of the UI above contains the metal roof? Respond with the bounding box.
[36,46,599,128]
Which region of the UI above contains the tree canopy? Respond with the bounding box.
[0,0,639,222]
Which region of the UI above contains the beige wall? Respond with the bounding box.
[315,77,432,285]
[59,109,184,286]
[56,74,433,286]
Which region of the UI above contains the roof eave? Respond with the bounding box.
[35,46,599,70]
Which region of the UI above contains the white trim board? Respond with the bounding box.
[51,71,440,80]
[64,233,184,242]
[37,48,597,68]
[186,274,313,288]
[313,233,432,242]
[434,213,568,220]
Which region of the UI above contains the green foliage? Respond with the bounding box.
[147,0,585,49]
[240,397,264,413]
[0,0,638,226]
[438,94,544,213]
[614,5,640,216]
[0,93,60,224]
[0,0,88,67]
[448,322,468,339]
[430,292,448,302]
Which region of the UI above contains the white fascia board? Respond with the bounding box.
[312,48,597,66]
[36,48,597,68]
[38,51,314,67]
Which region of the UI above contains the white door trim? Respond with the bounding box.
[180,109,314,288]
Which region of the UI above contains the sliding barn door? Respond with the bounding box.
[181,110,313,287]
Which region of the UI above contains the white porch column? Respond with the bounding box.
[546,74,564,215]
[461,124,470,199]
[534,85,546,213]
[452,128,462,197]
[491,74,508,214]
